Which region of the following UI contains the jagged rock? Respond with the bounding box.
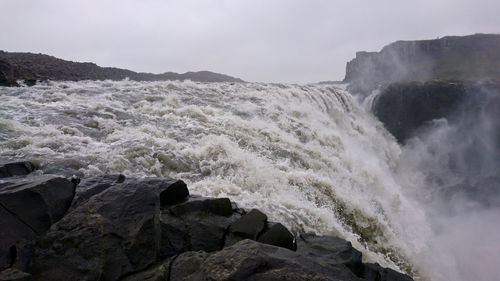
[296,233,363,276]
[169,251,210,280]
[0,162,36,178]
[257,222,295,251]
[372,80,468,142]
[69,174,125,210]
[159,196,240,257]
[361,263,414,281]
[229,209,267,240]
[0,268,31,281]
[168,196,232,217]
[31,178,164,281]
[0,175,75,271]
[121,257,174,281]
[167,239,362,281]
[0,207,36,271]
[159,179,189,206]
[0,175,76,235]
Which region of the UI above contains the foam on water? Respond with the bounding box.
[0,80,467,280]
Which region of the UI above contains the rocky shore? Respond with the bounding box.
[0,161,413,281]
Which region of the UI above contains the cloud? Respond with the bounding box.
[1,0,499,83]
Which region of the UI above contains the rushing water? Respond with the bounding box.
[0,80,497,280]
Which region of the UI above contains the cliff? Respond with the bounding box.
[0,51,244,86]
[344,34,500,95]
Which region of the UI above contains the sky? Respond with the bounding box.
[1,0,499,83]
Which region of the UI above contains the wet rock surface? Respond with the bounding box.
[0,162,414,281]
[0,162,37,178]
[372,80,468,143]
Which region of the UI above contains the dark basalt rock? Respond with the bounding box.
[69,174,125,210]
[167,196,233,217]
[297,233,363,276]
[0,162,414,281]
[372,80,468,143]
[361,263,414,281]
[0,175,75,271]
[23,79,36,87]
[159,179,189,206]
[160,196,240,257]
[0,50,245,85]
[0,267,31,281]
[0,162,36,178]
[0,175,76,235]
[168,251,210,280]
[121,257,174,281]
[165,239,362,281]
[229,209,267,240]
[31,178,162,281]
[257,222,295,251]
[0,207,36,271]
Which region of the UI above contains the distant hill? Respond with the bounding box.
[344,33,500,95]
[0,51,244,86]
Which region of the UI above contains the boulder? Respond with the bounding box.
[361,263,414,281]
[0,268,31,281]
[167,196,232,217]
[31,178,164,281]
[372,80,468,143]
[159,179,189,206]
[296,233,363,276]
[0,208,36,271]
[0,175,76,235]
[121,258,174,281]
[160,196,240,257]
[169,251,210,280]
[257,222,295,251]
[229,209,267,240]
[69,174,125,210]
[0,175,75,271]
[168,239,362,281]
[0,162,36,178]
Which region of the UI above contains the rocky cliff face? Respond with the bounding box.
[372,80,500,143]
[344,34,500,95]
[0,51,244,86]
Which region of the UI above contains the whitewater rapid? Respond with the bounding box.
[0,80,488,280]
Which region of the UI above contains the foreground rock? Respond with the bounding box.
[0,174,76,271]
[0,162,37,178]
[126,239,361,281]
[0,163,414,281]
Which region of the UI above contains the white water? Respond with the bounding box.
[0,80,495,280]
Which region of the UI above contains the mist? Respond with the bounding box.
[394,82,500,280]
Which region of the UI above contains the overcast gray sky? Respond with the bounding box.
[1,0,499,83]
